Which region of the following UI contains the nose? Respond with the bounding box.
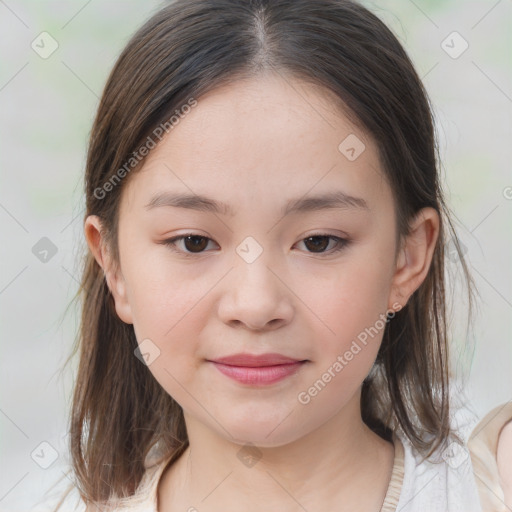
[217,249,294,331]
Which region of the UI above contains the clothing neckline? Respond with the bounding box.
[379,433,405,512]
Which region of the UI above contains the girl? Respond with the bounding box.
[51,0,505,510]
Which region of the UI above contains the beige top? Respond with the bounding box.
[379,433,405,511]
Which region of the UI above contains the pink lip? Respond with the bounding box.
[212,352,303,367]
[208,353,307,386]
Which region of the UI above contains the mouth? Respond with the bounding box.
[207,353,308,386]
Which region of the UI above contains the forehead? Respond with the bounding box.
[121,74,389,215]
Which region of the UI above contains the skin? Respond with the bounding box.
[85,73,439,511]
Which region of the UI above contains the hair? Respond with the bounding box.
[51,0,477,508]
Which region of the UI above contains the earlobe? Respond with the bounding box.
[84,215,134,324]
[388,207,440,309]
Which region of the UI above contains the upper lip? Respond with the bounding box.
[209,353,305,367]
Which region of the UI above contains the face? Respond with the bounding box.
[87,74,430,447]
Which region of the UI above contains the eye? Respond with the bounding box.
[161,234,218,254]
[296,234,349,254]
[160,233,349,256]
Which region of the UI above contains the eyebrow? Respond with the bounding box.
[144,190,370,216]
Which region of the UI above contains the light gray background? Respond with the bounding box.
[1,1,511,510]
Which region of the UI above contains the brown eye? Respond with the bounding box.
[303,236,330,252]
[162,234,216,255]
[299,235,349,254]
[182,235,209,252]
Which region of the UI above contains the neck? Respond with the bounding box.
[158,389,395,512]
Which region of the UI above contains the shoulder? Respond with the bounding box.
[468,401,512,511]
[497,419,512,499]
[468,401,512,452]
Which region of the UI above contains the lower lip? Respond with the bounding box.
[210,361,305,386]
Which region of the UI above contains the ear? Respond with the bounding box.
[387,207,440,310]
[84,215,134,324]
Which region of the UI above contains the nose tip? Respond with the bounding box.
[218,254,294,331]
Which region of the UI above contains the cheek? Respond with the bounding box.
[293,271,389,418]
[301,261,391,339]
[127,269,211,404]
[123,246,208,336]
[294,252,393,381]
[121,257,212,394]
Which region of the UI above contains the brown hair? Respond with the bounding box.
[52,0,476,508]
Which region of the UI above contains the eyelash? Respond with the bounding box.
[160,233,350,257]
